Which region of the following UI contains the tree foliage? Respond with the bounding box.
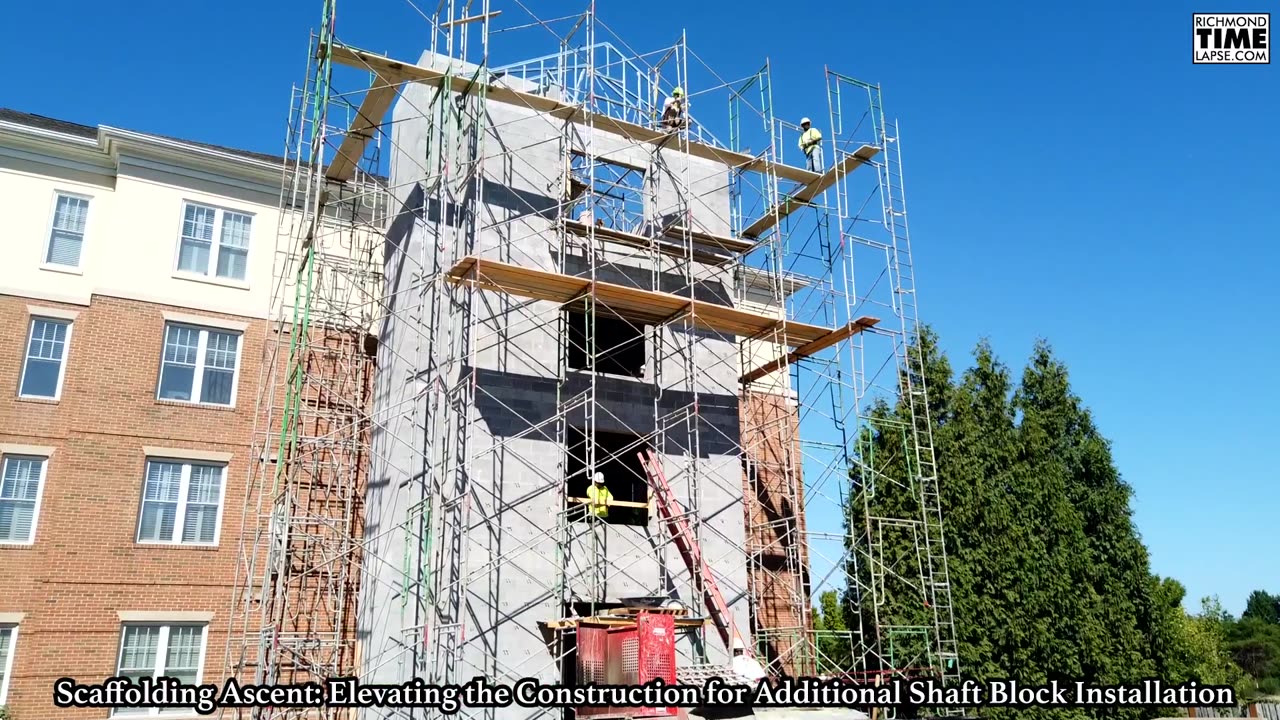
[840,328,1249,717]
[1226,591,1280,696]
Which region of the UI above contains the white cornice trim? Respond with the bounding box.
[0,613,25,624]
[0,120,97,147]
[102,128,284,186]
[0,138,116,178]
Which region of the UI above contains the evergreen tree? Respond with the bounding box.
[838,329,1223,719]
[1242,591,1280,626]
[812,589,853,674]
[939,341,1025,683]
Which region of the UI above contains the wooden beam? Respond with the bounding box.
[740,316,880,384]
[445,256,841,346]
[568,497,649,509]
[326,73,401,182]
[741,145,881,239]
[439,10,501,28]
[330,44,822,184]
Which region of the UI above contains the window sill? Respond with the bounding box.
[0,541,36,549]
[172,272,250,291]
[16,395,60,405]
[39,263,84,276]
[154,398,238,413]
[134,542,220,552]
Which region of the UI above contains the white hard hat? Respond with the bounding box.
[592,472,605,483]
[800,117,811,125]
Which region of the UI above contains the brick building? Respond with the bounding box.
[0,108,294,719]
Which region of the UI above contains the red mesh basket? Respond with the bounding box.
[575,613,678,719]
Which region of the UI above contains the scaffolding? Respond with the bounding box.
[224,1,959,718]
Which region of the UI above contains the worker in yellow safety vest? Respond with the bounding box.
[662,88,687,130]
[586,472,613,518]
[798,117,823,172]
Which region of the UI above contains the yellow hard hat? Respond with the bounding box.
[672,87,684,97]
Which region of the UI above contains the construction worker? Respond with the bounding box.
[661,88,687,130]
[585,472,612,519]
[798,117,823,172]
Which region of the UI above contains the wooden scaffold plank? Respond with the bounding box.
[445,256,849,346]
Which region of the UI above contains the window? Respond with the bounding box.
[137,460,225,546]
[45,192,90,268]
[175,202,251,282]
[565,311,646,378]
[565,427,650,526]
[19,317,71,399]
[114,624,206,716]
[157,324,241,406]
[0,455,47,544]
[0,624,16,705]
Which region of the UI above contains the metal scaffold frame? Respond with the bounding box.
[223,1,960,718]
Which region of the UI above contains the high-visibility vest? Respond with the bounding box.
[799,128,823,154]
[586,484,612,517]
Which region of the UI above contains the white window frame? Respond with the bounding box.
[112,623,208,717]
[135,459,228,547]
[41,190,92,272]
[172,200,253,283]
[18,316,73,401]
[0,454,49,546]
[155,323,242,408]
[0,623,17,705]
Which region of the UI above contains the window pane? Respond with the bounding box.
[200,332,239,405]
[216,246,247,281]
[179,204,216,274]
[47,195,88,267]
[182,466,222,544]
[0,626,11,693]
[215,213,250,281]
[117,626,159,715]
[0,457,42,542]
[183,205,215,240]
[177,238,211,274]
[47,230,84,266]
[139,462,181,542]
[119,626,159,672]
[159,326,199,401]
[53,195,89,233]
[21,319,68,398]
[220,213,251,249]
[165,626,202,675]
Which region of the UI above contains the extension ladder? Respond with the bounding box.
[637,449,750,658]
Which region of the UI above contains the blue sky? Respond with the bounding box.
[3,0,1276,615]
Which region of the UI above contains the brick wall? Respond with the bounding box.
[740,389,814,677]
[0,290,373,719]
[0,293,259,719]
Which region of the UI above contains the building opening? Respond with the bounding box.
[565,310,646,378]
[565,427,650,526]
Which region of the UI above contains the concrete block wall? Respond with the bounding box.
[360,50,754,716]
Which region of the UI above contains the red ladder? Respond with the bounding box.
[637,449,750,657]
